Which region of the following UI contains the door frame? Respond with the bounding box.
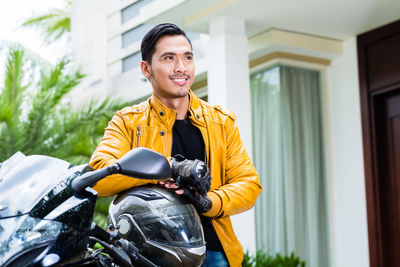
[357,19,400,267]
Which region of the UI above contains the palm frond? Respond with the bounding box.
[0,46,32,158]
[0,43,131,165]
[22,58,84,154]
[0,40,53,71]
[44,98,131,164]
[1,47,27,119]
[22,1,71,44]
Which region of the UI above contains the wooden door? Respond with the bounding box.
[358,20,400,267]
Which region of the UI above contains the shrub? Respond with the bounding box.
[242,250,306,267]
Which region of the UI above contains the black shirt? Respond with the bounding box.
[171,118,223,252]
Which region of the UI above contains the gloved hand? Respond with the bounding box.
[182,188,212,214]
[171,155,211,196]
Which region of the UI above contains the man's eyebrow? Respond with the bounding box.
[159,52,176,58]
[159,51,193,58]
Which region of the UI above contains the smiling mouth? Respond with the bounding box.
[170,76,190,86]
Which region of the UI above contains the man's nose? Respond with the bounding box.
[174,58,187,73]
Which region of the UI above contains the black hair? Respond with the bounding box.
[140,23,192,64]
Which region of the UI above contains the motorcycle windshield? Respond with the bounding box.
[0,214,63,266]
[0,152,71,217]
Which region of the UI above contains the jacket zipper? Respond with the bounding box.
[136,126,141,147]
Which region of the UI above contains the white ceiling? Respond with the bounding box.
[148,0,400,40]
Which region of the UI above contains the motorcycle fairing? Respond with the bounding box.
[0,152,71,217]
[0,152,98,266]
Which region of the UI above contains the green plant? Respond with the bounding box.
[242,250,306,267]
[0,46,129,164]
[16,1,129,229]
[0,45,132,227]
[22,0,71,44]
[93,197,114,229]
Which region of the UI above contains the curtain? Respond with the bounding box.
[251,66,329,267]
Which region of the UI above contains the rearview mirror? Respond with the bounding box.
[116,147,171,179]
[72,148,171,193]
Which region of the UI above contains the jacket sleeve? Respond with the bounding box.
[204,117,262,218]
[89,111,157,197]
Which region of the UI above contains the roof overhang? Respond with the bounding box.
[147,0,400,40]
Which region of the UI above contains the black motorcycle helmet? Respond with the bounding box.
[108,185,206,267]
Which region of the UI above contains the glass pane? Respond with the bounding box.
[121,0,155,24]
[122,24,153,48]
[186,32,200,43]
[122,52,141,72]
[133,205,204,247]
[251,65,329,266]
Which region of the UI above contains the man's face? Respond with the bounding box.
[141,35,195,100]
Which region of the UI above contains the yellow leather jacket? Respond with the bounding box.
[89,90,262,266]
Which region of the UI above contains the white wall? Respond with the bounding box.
[207,17,256,254]
[71,0,109,106]
[325,37,369,267]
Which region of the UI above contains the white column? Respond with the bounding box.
[71,0,108,107]
[326,37,369,267]
[207,17,256,254]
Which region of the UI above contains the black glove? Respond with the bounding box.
[171,155,211,196]
[182,188,212,214]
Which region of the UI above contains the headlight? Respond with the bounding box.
[0,215,63,266]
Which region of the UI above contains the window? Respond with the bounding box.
[122,24,153,48]
[121,0,155,24]
[122,24,201,49]
[122,52,141,72]
[185,32,200,43]
[251,66,329,266]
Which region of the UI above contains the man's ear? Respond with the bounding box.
[140,61,151,79]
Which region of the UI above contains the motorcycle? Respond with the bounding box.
[0,147,206,266]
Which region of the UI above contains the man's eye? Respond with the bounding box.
[164,56,173,60]
[185,55,193,60]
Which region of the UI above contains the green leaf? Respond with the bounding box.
[242,250,306,267]
[0,45,130,164]
[21,1,71,44]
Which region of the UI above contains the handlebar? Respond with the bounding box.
[89,223,159,267]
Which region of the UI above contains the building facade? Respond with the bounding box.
[71,0,400,266]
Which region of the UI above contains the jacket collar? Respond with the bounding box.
[149,90,205,127]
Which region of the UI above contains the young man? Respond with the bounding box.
[89,23,262,266]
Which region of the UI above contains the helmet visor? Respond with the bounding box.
[133,204,204,247]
